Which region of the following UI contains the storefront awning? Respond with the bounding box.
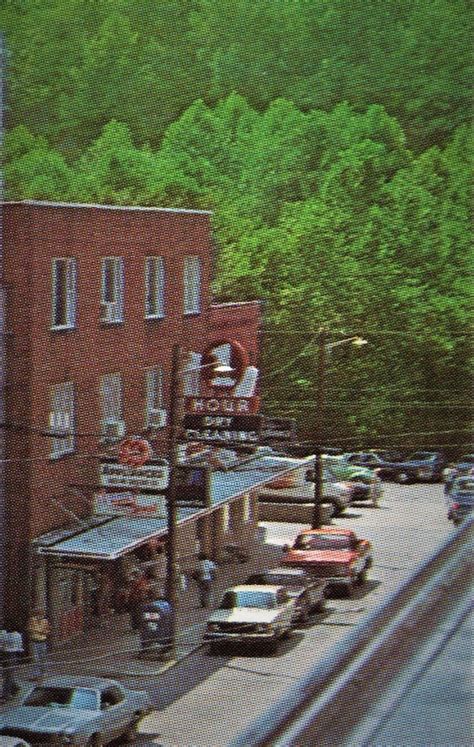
[36,454,311,560]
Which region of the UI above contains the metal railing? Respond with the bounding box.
[229,517,473,747]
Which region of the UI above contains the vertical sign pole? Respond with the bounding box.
[312,329,327,529]
[0,32,6,620]
[165,344,183,658]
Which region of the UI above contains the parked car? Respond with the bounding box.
[325,455,383,507]
[351,451,446,484]
[281,527,373,597]
[452,454,474,477]
[304,464,356,515]
[204,585,296,654]
[244,567,327,624]
[0,676,151,746]
[447,476,474,526]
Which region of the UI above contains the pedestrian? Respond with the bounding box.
[128,572,151,631]
[1,629,23,700]
[27,608,51,680]
[195,553,217,608]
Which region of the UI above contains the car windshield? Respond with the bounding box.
[293,533,352,550]
[453,479,474,494]
[263,574,301,587]
[407,452,435,461]
[219,590,277,609]
[23,686,99,711]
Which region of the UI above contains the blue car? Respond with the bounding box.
[0,676,151,746]
[447,477,474,526]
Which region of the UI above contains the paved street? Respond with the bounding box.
[133,481,454,747]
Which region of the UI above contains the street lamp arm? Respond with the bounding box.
[325,336,368,351]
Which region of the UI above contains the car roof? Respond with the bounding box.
[227,584,284,594]
[298,526,354,537]
[263,567,307,576]
[37,676,121,690]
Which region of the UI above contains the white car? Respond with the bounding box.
[204,585,297,654]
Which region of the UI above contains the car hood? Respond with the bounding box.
[0,706,97,733]
[208,608,282,624]
[282,549,355,564]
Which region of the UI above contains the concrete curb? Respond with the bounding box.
[95,640,207,678]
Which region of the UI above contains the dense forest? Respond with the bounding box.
[1,0,472,452]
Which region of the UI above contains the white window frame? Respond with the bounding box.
[243,494,251,522]
[221,503,230,533]
[183,255,201,315]
[145,256,165,319]
[50,382,75,458]
[101,257,124,323]
[100,373,123,426]
[51,258,76,330]
[145,367,165,426]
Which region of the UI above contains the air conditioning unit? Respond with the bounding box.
[102,419,126,440]
[148,408,167,428]
[101,302,117,323]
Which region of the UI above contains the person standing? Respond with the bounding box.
[27,608,51,680]
[1,629,23,700]
[196,554,217,608]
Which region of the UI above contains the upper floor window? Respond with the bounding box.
[183,256,201,315]
[100,372,124,440]
[145,256,165,319]
[49,382,75,458]
[145,367,167,428]
[101,257,124,323]
[52,258,76,330]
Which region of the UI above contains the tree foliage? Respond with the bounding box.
[1,0,472,450]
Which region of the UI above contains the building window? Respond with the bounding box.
[183,352,202,396]
[222,503,230,533]
[100,373,124,440]
[52,258,76,329]
[145,367,166,428]
[145,256,165,319]
[183,256,201,315]
[50,382,75,458]
[101,257,124,323]
[243,494,251,522]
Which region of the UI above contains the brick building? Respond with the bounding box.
[1,200,273,639]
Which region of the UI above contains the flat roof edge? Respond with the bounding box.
[2,199,213,216]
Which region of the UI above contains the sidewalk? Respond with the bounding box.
[11,534,285,682]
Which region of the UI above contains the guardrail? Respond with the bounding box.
[229,517,473,747]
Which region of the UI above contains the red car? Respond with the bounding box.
[281,527,373,596]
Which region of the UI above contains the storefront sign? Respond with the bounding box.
[118,437,152,467]
[185,396,260,415]
[261,416,297,442]
[174,464,212,508]
[94,492,167,518]
[182,414,262,444]
[99,460,169,491]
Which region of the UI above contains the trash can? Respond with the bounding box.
[139,599,173,658]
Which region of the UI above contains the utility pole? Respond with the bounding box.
[165,343,184,659]
[312,328,327,529]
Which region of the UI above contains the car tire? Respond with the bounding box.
[298,597,310,625]
[209,642,222,655]
[358,568,367,584]
[87,735,104,747]
[331,501,344,516]
[314,596,326,613]
[396,472,411,484]
[124,717,141,742]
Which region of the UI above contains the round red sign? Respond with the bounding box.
[118,437,153,467]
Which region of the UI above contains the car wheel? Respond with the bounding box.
[298,597,310,625]
[87,735,104,747]
[124,717,141,742]
[331,501,344,516]
[209,642,222,655]
[396,472,411,484]
[345,580,355,598]
[314,596,326,613]
[358,568,367,584]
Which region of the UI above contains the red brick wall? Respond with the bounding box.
[2,201,262,628]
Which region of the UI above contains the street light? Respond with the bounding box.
[312,331,368,529]
[165,344,234,658]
